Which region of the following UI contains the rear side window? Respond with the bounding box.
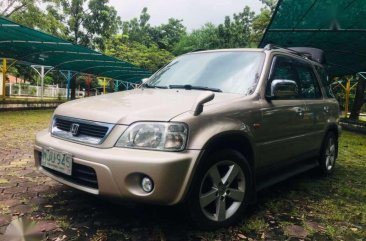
[294,63,322,99]
[315,66,334,98]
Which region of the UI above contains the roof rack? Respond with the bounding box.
[264,44,308,58]
[264,44,326,64]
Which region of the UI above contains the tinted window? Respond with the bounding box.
[271,58,297,81]
[316,66,334,98]
[295,62,322,99]
[267,56,299,98]
[148,51,265,95]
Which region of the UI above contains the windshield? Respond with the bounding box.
[147,51,265,95]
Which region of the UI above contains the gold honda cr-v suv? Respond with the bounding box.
[35,45,340,229]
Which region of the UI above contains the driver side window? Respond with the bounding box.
[266,56,299,98]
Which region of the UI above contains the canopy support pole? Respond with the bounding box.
[358,72,366,80]
[103,78,107,94]
[114,80,120,92]
[31,65,53,100]
[1,58,7,97]
[97,77,111,94]
[60,70,76,100]
[114,79,138,92]
[336,76,358,118]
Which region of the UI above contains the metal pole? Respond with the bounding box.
[344,78,350,118]
[103,77,106,94]
[114,80,119,92]
[2,58,7,97]
[40,66,44,100]
[67,71,71,100]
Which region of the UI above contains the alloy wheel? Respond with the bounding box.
[199,161,246,222]
[325,137,336,171]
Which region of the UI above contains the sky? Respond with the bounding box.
[109,0,264,30]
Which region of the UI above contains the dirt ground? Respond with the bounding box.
[0,110,365,241]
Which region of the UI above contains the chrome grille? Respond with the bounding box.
[51,116,114,145]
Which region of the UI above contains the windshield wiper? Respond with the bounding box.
[143,83,168,89]
[169,84,222,92]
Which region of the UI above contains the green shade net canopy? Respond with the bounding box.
[0,17,151,82]
[259,0,366,76]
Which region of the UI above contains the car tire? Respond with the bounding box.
[318,132,338,175]
[186,149,252,230]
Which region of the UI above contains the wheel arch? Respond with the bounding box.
[182,131,257,203]
[201,131,256,170]
[325,123,340,139]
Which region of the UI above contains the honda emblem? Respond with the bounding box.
[70,123,80,136]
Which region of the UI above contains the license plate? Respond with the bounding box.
[41,148,72,176]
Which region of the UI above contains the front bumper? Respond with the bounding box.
[35,129,201,205]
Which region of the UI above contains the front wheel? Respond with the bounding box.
[186,149,252,230]
[318,132,338,175]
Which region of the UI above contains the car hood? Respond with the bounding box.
[54,88,240,125]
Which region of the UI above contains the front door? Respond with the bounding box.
[256,55,308,173]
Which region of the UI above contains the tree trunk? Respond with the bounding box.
[70,76,76,100]
[349,78,366,120]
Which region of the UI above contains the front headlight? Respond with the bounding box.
[115,122,188,151]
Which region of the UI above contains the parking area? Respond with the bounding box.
[0,110,365,241]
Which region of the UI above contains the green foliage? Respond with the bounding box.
[121,8,186,52]
[260,0,278,13]
[173,23,220,55]
[44,76,53,85]
[0,0,36,17]
[150,18,186,52]
[121,7,152,46]
[250,8,271,47]
[105,35,174,72]
[173,6,262,55]
[45,0,121,51]
[216,6,255,48]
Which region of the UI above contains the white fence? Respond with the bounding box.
[6,83,85,98]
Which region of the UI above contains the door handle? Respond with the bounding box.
[295,108,304,117]
[324,106,330,113]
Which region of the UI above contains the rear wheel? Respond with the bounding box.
[319,132,338,175]
[187,149,252,230]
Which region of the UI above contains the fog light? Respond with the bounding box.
[141,176,153,193]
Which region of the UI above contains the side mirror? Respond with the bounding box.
[267,79,298,100]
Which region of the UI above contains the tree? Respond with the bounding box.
[217,6,255,48]
[121,7,153,46]
[260,0,278,14]
[10,4,66,38]
[149,18,186,52]
[249,0,278,47]
[122,8,186,52]
[173,23,219,55]
[250,8,271,47]
[0,0,35,17]
[105,35,174,73]
[46,0,121,51]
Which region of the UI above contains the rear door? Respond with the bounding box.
[293,61,326,154]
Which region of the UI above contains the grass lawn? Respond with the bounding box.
[0,110,365,240]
